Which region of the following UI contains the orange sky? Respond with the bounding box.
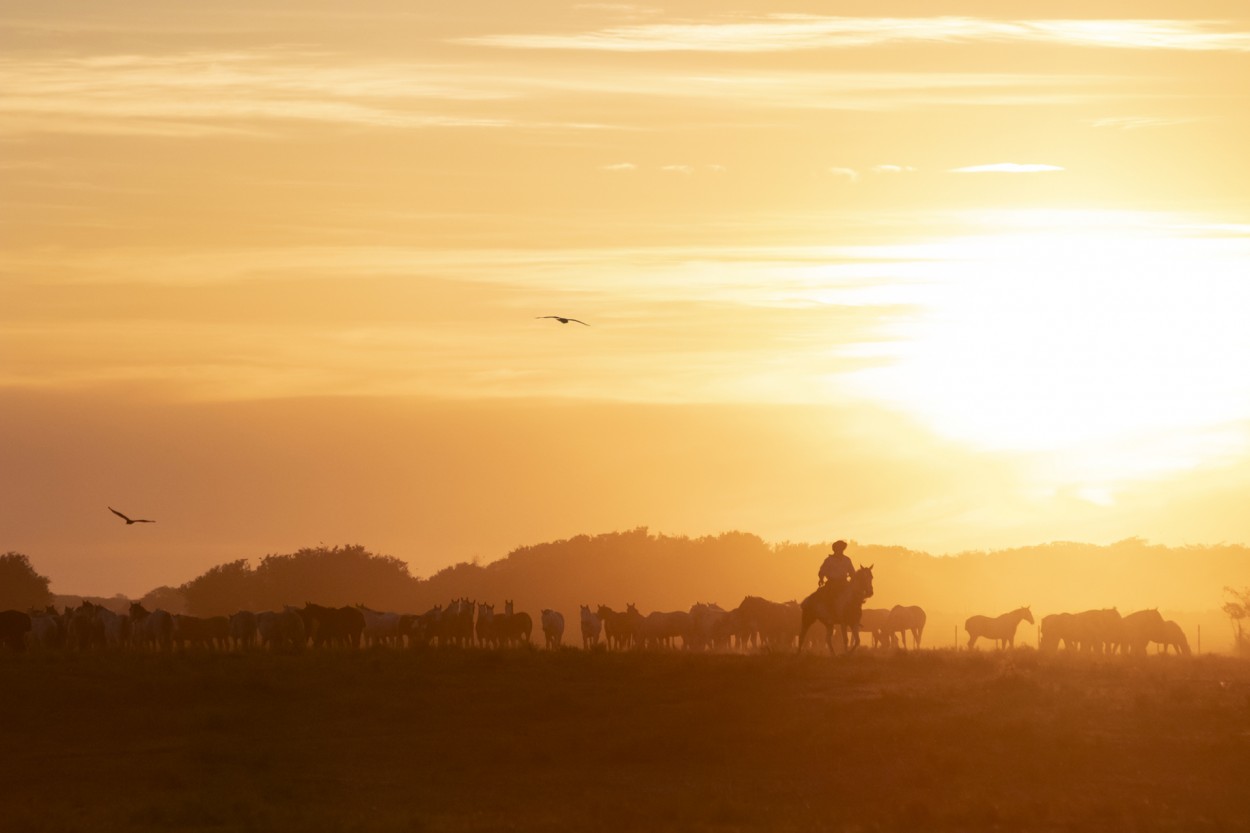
[3,1,1250,597]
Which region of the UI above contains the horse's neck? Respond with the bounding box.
[837,579,865,603]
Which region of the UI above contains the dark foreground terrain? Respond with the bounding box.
[2,648,1249,832]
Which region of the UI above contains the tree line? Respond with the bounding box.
[5,533,1250,655]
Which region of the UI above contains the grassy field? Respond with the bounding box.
[2,648,1249,833]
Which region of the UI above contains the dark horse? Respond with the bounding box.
[797,565,874,655]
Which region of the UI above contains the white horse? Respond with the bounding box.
[541,609,565,649]
[965,606,1033,650]
[688,603,730,651]
[579,605,601,649]
[28,610,64,650]
[356,605,402,648]
[257,609,306,651]
[886,605,927,649]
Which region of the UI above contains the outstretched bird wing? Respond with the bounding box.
[109,506,155,523]
[535,316,589,326]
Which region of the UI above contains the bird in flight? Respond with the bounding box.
[109,507,156,525]
[536,316,589,326]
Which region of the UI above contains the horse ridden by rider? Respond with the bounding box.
[800,541,875,655]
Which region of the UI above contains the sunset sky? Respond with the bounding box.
[4,1,1250,597]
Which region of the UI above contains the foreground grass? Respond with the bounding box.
[2,648,1249,832]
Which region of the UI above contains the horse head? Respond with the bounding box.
[853,564,875,600]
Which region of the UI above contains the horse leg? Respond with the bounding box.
[797,614,813,655]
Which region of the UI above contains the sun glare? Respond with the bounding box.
[848,212,1250,482]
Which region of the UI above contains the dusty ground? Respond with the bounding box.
[2,648,1249,832]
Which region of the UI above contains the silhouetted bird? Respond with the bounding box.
[109,507,155,525]
[536,316,589,326]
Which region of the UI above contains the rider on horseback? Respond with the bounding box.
[817,540,853,588]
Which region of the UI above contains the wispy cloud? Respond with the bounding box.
[949,163,1065,173]
[0,52,570,137]
[0,46,1129,139]
[601,162,638,172]
[873,164,916,174]
[1093,115,1195,130]
[829,167,860,183]
[461,16,1250,53]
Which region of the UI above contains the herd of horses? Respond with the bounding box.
[956,605,1190,655]
[0,564,1192,657]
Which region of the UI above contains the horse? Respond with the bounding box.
[411,604,443,647]
[1120,608,1166,656]
[579,605,601,649]
[1156,619,1191,655]
[475,602,497,649]
[0,610,31,652]
[97,606,131,649]
[733,596,800,652]
[303,603,365,649]
[128,602,173,651]
[858,608,892,648]
[1039,612,1076,652]
[501,600,533,647]
[640,610,693,650]
[356,605,402,648]
[964,606,1033,650]
[624,604,645,649]
[541,609,565,649]
[440,598,475,647]
[229,610,257,650]
[258,609,306,652]
[1070,608,1122,654]
[688,603,730,651]
[797,564,875,655]
[28,608,64,650]
[886,605,926,649]
[65,601,103,650]
[173,614,215,651]
[596,605,634,650]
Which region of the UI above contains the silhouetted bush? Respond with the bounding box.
[0,551,53,610]
[180,544,418,615]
